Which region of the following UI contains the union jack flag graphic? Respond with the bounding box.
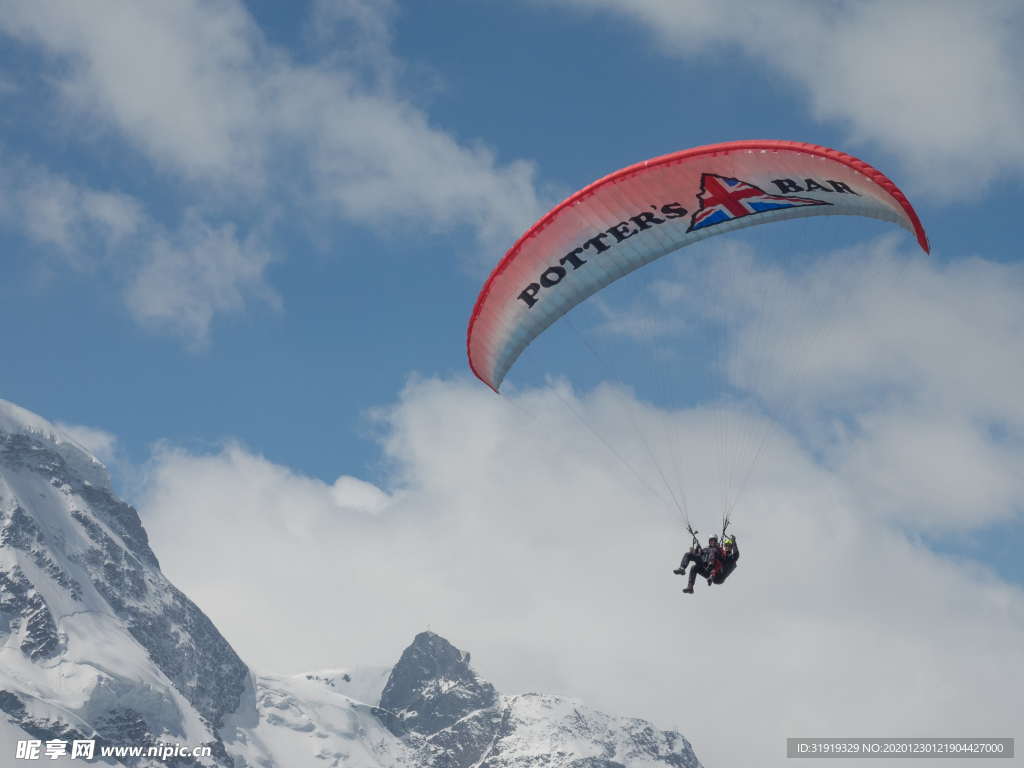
[687,173,830,233]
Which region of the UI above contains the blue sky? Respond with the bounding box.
[2,2,1023,765]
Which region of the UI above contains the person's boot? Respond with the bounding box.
[672,567,686,575]
[682,586,694,594]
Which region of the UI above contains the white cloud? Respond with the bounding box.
[0,0,543,248]
[138,376,1024,768]
[54,422,118,466]
[270,67,541,252]
[0,0,269,184]
[597,236,1024,531]
[306,0,400,86]
[331,474,392,514]
[1,160,143,266]
[0,157,276,345]
[725,240,1024,530]
[840,407,1024,529]
[126,212,279,347]
[547,0,1024,195]
[589,294,687,341]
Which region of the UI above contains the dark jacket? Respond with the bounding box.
[702,543,723,570]
[711,541,739,584]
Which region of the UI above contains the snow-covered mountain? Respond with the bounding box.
[0,399,702,767]
[0,400,246,766]
[375,631,701,768]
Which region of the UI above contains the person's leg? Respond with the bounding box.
[674,549,697,575]
[683,563,706,593]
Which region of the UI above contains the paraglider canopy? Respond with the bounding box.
[467,140,928,393]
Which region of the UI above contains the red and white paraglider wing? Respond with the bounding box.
[467,140,928,392]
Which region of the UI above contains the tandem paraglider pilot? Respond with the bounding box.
[673,532,738,595]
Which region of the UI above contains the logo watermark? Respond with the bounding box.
[16,739,213,761]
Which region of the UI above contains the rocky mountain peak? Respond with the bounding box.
[379,631,498,737]
[376,632,702,768]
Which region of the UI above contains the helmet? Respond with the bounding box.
[708,536,718,545]
[723,536,735,549]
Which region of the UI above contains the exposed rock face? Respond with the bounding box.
[0,563,62,660]
[0,408,247,766]
[380,631,499,737]
[375,632,702,768]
